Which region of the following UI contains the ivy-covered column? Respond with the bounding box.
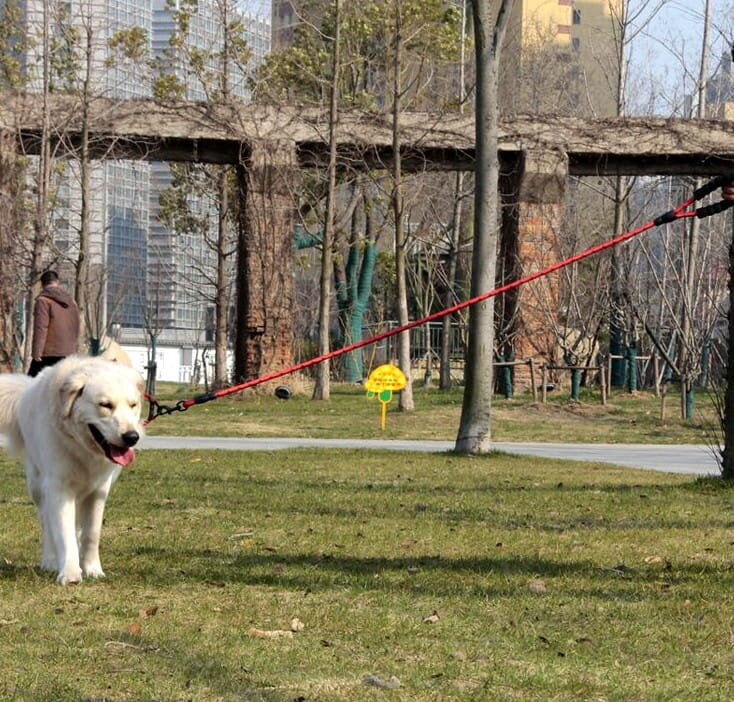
[234,140,298,382]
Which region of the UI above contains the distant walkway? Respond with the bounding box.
[140,437,720,476]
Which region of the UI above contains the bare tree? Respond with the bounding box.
[312,0,341,401]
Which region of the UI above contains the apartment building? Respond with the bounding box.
[502,0,621,117]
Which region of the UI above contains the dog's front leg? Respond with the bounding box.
[38,498,57,572]
[77,487,110,579]
[26,463,56,572]
[45,486,83,585]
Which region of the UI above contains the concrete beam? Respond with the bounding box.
[4,92,734,175]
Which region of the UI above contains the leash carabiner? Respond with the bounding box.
[145,394,190,423]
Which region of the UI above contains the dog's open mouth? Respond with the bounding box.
[88,424,136,467]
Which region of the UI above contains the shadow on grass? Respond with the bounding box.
[110,546,722,601]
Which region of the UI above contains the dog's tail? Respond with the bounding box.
[0,373,33,453]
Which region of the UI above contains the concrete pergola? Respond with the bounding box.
[2,92,734,378]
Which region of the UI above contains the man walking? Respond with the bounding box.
[28,270,80,377]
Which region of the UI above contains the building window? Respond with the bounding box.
[572,8,581,24]
[572,37,581,52]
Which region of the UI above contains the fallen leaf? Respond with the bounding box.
[363,674,401,689]
[644,555,664,564]
[247,627,293,639]
[528,579,547,594]
[290,617,305,632]
[127,621,142,635]
[139,605,159,618]
[423,610,440,624]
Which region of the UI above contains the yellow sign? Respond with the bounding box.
[365,364,407,430]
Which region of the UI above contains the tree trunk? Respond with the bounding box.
[455,0,514,454]
[722,214,734,479]
[440,0,468,390]
[440,170,464,389]
[213,1,231,387]
[0,130,18,371]
[679,0,711,419]
[609,176,627,387]
[215,167,229,387]
[392,0,414,410]
[25,0,53,369]
[74,21,94,351]
[312,0,341,401]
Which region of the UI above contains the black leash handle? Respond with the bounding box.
[696,199,734,219]
[693,173,734,200]
[694,174,734,219]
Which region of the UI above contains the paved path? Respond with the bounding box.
[0,434,718,476]
[140,436,720,476]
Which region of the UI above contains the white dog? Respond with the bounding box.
[0,356,144,584]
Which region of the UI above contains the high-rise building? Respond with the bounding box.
[12,0,271,380]
[707,51,734,119]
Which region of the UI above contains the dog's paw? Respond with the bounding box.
[82,562,105,579]
[56,567,83,585]
[40,558,57,572]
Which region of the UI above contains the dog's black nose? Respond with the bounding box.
[121,431,140,447]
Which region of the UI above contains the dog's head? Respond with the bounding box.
[57,358,145,467]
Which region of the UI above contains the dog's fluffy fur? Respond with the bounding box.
[0,356,144,584]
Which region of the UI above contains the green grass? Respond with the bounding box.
[145,382,719,445]
[2,449,734,700]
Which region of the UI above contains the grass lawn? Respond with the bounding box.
[2,448,734,700]
[144,382,720,446]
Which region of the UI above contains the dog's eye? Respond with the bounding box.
[99,401,114,410]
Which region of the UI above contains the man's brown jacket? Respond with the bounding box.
[32,286,80,358]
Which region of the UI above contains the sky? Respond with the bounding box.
[627,0,734,115]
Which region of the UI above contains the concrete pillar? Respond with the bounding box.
[499,149,568,389]
[0,130,18,372]
[234,140,298,382]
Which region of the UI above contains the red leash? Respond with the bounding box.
[145,174,734,424]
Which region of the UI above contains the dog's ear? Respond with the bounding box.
[59,371,86,418]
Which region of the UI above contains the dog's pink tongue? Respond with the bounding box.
[109,445,136,467]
